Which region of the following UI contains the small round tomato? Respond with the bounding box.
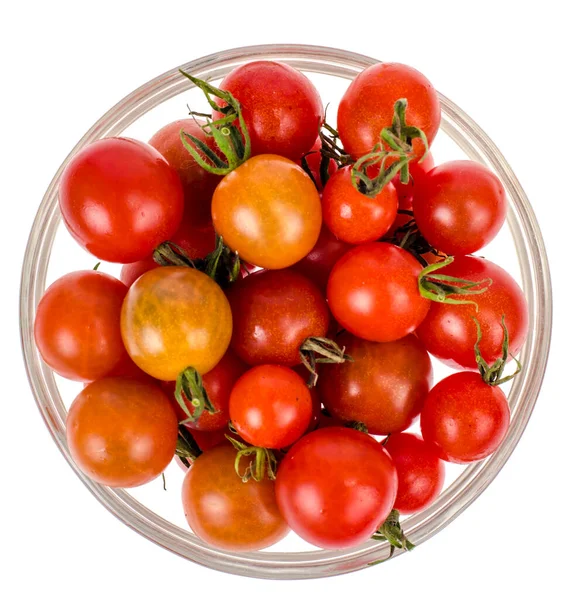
[214,61,323,161]
[230,365,313,449]
[149,119,221,226]
[227,269,330,366]
[416,256,528,369]
[301,137,338,191]
[59,137,184,263]
[319,333,433,435]
[337,63,440,161]
[66,378,178,487]
[34,271,128,382]
[182,444,289,551]
[275,427,398,549]
[212,155,322,269]
[322,166,398,244]
[121,267,232,380]
[327,242,430,342]
[413,161,507,255]
[384,433,445,514]
[420,372,510,463]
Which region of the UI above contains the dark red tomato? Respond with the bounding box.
[214,61,323,161]
[59,137,184,263]
[416,256,528,370]
[384,433,445,514]
[182,445,289,551]
[392,152,435,211]
[322,166,398,244]
[67,377,178,487]
[420,372,510,463]
[120,222,216,287]
[337,63,441,161]
[275,427,398,549]
[413,161,507,255]
[227,269,330,366]
[34,271,128,382]
[229,365,313,449]
[319,333,433,435]
[302,137,338,191]
[190,428,228,452]
[149,119,221,226]
[292,226,351,293]
[327,243,430,342]
[163,349,248,432]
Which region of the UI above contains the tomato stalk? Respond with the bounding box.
[474,316,522,385]
[175,367,218,424]
[225,435,278,483]
[385,214,447,266]
[175,425,202,462]
[344,421,369,433]
[299,336,353,387]
[371,509,415,561]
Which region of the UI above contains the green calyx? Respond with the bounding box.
[175,425,202,464]
[175,367,217,424]
[371,509,415,562]
[344,421,369,433]
[385,214,447,267]
[299,336,353,387]
[225,435,278,483]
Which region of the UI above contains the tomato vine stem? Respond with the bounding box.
[225,435,278,482]
[299,337,353,387]
[175,367,217,424]
[371,509,415,560]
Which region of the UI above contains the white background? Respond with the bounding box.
[2,1,574,598]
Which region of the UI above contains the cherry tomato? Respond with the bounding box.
[182,444,289,550]
[384,433,445,514]
[321,166,398,244]
[416,256,528,369]
[163,349,248,432]
[413,161,507,255]
[190,428,229,452]
[327,242,430,342]
[149,119,221,226]
[420,372,510,463]
[121,267,232,380]
[337,63,441,161]
[301,137,338,191]
[66,377,178,487]
[214,61,323,161]
[392,152,435,210]
[230,365,313,449]
[212,155,322,269]
[59,137,184,263]
[34,271,128,382]
[227,269,330,366]
[319,333,432,435]
[275,427,398,549]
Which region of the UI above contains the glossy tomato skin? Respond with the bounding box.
[215,61,323,161]
[59,137,184,263]
[322,166,398,244]
[420,372,510,463]
[212,155,322,269]
[149,119,221,226]
[338,63,440,161]
[319,333,433,435]
[384,433,445,514]
[416,256,528,369]
[276,428,398,549]
[227,269,330,366]
[163,349,248,432]
[302,137,338,191]
[121,267,232,380]
[182,445,289,551]
[327,242,430,342]
[34,271,128,382]
[230,365,313,449]
[66,378,178,487]
[413,161,507,255]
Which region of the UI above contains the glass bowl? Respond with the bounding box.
[20,44,552,579]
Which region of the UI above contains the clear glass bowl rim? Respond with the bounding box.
[20,43,553,580]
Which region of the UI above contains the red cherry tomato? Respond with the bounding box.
[327,242,430,342]
[34,271,128,382]
[416,256,528,370]
[149,119,221,226]
[229,365,313,449]
[420,372,510,463]
[227,269,330,366]
[59,137,184,263]
[292,364,322,433]
[392,152,435,210]
[301,137,338,191]
[318,333,433,435]
[337,63,440,161]
[275,427,398,549]
[66,377,178,487]
[413,161,507,255]
[384,433,445,514]
[214,61,323,161]
[322,166,398,244]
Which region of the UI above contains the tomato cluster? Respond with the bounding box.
[34,59,528,556]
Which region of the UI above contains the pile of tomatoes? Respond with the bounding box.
[33,59,528,555]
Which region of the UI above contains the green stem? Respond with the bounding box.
[175,367,217,424]
[175,425,202,461]
[372,509,415,560]
[153,241,198,268]
[225,435,278,482]
[299,337,353,387]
